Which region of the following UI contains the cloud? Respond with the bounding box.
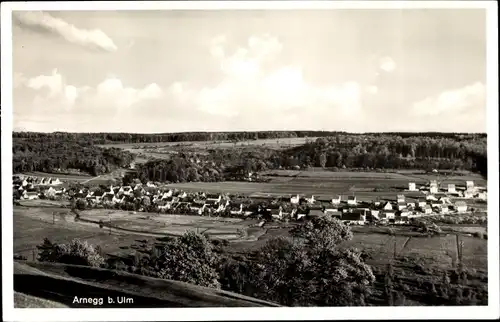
[14,69,163,131]
[379,56,396,73]
[14,11,118,52]
[172,34,364,125]
[411,82,485,117]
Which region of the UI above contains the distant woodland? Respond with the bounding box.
[13,132,487,180]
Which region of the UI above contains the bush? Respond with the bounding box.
[37,238,105,267]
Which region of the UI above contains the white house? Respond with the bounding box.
[290,194,300,204]
[455,201,468,213]
[448,184,456,193]
[370,209,380,219]
[384,211,395,220]
[478,192,487,200]
[305,195,316,204]
[397,194,405,203]
[439,205,449,214]
[332,196,341,205]
[23,191,39,200]
[43,187,57,198]
[466,181,475,191]
[382,202,393,211]
[347,196,357,205]
[407,201,416,208]
[396,202,407,211]
[430,181,439,194]
[408,182,417,191]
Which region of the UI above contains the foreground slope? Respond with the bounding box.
[13,261,279,308]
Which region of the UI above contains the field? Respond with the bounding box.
[13,206,266,259]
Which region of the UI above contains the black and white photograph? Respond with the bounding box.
[2,1,499,321]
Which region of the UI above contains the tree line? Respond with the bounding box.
[13,131,485,145]
[13,137,134,176]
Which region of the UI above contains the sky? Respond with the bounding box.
[12,9,487,133]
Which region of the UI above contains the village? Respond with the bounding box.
[12,174,488,226]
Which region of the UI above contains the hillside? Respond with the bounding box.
[13,261,280,308]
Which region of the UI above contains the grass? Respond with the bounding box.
[14,292,69,308]
[14,261,279,308]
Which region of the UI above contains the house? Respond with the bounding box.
[417,200,427,209]
[21,179,29,187]
[290,194,300,204]
[454,201,468,213]
[296,211,308,220]
[341,209,366,225]
[174,191,188,199]
[429,180,439,194]
[270,207,283,220]
[397,194,405,203]
[305,195,316,204]
[229,204,244,215]
[102,193,114,204]
[406,201,416,208]
[464,190,474,199]
[146,182,157,188]
[347,196,357,205]
[395,211,410,224]
[205,193,222,203]
[448,184,456,193]
[478,192,487,200]
[325,209,342,219]
[396,202,407,211]
[43,187,57,198]
[382,202,393,211]
[112,195,125,204]
[369,209,380,220]
[332,196,341,205]
[466,181,475,191]
[439,196,451,205]
[189,202,206,215]
[93,190,105,202]
[119,186,133,196]
[439,205,449,214]
[384,211,395,220]
[23,191,39,200]
[408,182,417,191]
[426,194,438,201]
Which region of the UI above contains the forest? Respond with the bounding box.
[13,131,486,145]
[13,131,487,179]
[12,137,134,176]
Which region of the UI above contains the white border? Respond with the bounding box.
[2,1,499,321]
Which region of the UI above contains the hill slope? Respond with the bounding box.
[13,261,279,308]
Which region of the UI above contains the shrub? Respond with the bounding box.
[37,238,105,267]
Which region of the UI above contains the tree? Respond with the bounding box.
[249,218,375,306]
[145,231,221,288]
[291,215,353,250]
